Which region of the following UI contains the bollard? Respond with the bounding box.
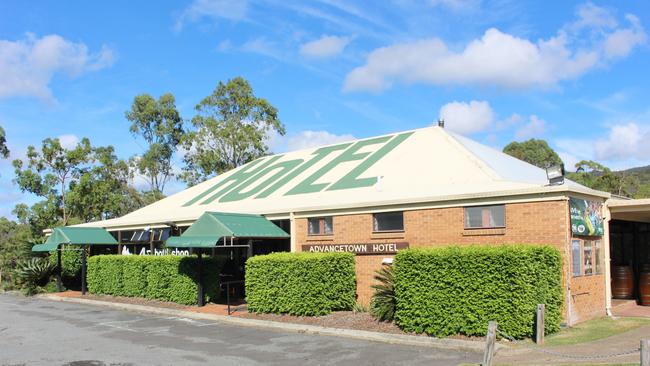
[482,321,497,366]
[642,339,649,366]
[536,304,545,345]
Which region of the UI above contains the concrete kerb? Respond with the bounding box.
[39,294,493,353]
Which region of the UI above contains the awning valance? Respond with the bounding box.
[31,227,118,252]
[165,212,289,248]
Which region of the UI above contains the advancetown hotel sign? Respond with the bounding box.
[302,242,409,254]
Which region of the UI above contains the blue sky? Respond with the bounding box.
[1,0,649,218]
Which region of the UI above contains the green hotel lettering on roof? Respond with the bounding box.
[183,132,413,206]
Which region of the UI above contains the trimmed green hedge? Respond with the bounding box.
[394,245,563,339]
[246,252,356,316]
[87,255,223,305]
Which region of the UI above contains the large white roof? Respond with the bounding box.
[79,126,608,230]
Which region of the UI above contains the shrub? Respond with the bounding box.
[394,245,563,339]
[246,252,356,316]
[370,265,396,322]
[87,255,223,305]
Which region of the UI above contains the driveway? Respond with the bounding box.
[0,293,481,366]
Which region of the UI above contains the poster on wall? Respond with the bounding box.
[570,197,604,236]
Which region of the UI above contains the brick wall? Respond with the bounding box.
[294,200,607,323]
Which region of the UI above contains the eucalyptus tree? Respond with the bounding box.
[180,77,285,186]
[0,126,8,158]
[503,139,563,169]
[125,93,184,195]
[12,137,92,225]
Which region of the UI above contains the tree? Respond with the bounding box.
[180,77,286,186]
[0,217,34,289]
[125,93,184,195]
[13,137,91,225]
[503,139,563,169]
[0,126,9,158]
[67,146,135,222]
[568,160,638,197]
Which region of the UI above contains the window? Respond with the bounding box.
[594,240,603,274]
[572,239,603,277]
[464,205,505,229]
[373,212,404,232]
[572,239,582,277]
[308,217,333,235]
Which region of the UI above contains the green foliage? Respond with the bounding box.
[369,265,396,322]
[394,245,563,339]
[246,252,355,316]
[0,217,33,289]
[503,139,564,169]
[87,255,223,305]
[126,93,184,193]
[12,136,92,225]
[0,125,9,158]
[180,77,286,186]
[48,246,83,289]
[15,257,56,295]
[565,160,641,198]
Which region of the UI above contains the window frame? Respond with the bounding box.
[372,211,405,233]
[463,205,506,229]
[571,238,604,277]
[307,216,334,236]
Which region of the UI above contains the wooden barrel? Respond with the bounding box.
[640,272,650,306]
[640,265,650,306]
[612,265,635,299]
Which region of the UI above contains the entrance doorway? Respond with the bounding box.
[608,199,650,311]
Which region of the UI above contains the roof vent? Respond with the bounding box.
[437,119,445,128]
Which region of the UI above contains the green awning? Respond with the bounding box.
[165,212,289,248]
[31,227,118,252]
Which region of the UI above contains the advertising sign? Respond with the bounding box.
[570,198,604,236]
[301,242,409,255]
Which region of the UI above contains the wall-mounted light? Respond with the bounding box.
[546,164,565,185]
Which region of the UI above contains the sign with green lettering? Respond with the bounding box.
[183,132,413,206]
[570,197,603,236]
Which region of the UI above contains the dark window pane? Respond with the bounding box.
[308,217,333,235]
[373,212,404,232]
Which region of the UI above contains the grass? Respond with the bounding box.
[543,316,650,347]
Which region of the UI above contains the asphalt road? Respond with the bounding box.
[0,294,480,366]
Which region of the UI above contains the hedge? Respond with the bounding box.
[245,252,356,316]
[87,255,223,305]
[394,245,563,339]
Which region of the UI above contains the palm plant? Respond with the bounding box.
[369,265,396,322]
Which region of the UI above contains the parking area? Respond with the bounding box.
[0,294,480,366]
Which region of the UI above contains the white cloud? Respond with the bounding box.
[603,15,647,58]
[558,151,580,171]
[438,100,494,134]
[300,35,351,58]
[595,123,650,161]
[268,130,355,153]
[344,4,645,92]
[175,0,248,31]
[0,33,114,101]
[514,115,547,140]
[57,134,80,149]
[240,37,282,60]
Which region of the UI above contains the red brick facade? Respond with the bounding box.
[294,199,606,323]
